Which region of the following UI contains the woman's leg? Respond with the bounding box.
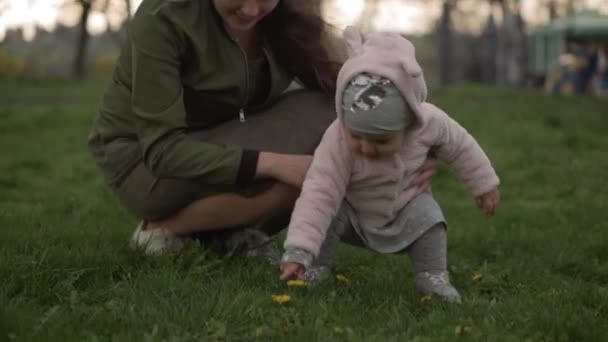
[151,182,298,235]
[117,90,334,236]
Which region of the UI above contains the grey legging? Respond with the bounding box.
[314,218,448,275]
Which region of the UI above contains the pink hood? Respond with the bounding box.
[336,26,428,122]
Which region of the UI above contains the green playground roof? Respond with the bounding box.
[540,10,608,39]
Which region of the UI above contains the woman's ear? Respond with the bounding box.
[343,26,364,57]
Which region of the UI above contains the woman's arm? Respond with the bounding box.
[128,6,255,186]
[256,152,313,188]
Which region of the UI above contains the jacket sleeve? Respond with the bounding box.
[129,8,257,185]
[283,120,353,257]
[423,103,499,197]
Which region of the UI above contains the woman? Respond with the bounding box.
[88,0,435,256]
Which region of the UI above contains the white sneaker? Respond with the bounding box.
[129,221,184,256]
[414,271,462,303]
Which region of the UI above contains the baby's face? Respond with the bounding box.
[344,127,404,159]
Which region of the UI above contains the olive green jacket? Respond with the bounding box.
[88,0,293,186]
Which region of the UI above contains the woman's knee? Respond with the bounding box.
[112,164,198,221]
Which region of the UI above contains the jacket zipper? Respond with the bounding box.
[234,41,250,123]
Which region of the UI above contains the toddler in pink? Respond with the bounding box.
[279,27,500,303]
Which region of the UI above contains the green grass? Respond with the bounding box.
[1,82,607,341]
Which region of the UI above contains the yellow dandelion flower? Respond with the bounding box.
[420,295,432,303]
[472,273,483,282]
[454,325,462,336]
[271,294,291,304]
[455,324,473,336]
[336,274,351,286]
[287,280,308,287]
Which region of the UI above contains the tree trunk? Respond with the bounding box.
[74,0,92,80]
[125,0,132,20]
[548,0,558,20]
[440,1,453,86]
[483,11,498,83]
[355,0,379,31]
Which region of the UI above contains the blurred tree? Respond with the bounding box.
[440,0,454,85]
[495,0,526,85]
[125,0,131,21]
[354,0,380,31]
[72,0,131,80]
[74,0,92,80]
[482,9,498,83]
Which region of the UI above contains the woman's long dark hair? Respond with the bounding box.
[260,1,341,98]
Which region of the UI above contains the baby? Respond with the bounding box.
[279,27,500,303]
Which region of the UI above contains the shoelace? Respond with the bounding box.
[420,272,449,285]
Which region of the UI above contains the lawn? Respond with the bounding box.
[1,82,607,341]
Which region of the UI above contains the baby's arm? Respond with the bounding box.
[423,103,500,214]
[281,121,353,280]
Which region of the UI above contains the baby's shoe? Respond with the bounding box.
[302,265,333,285]
[414,271,462,303]
[130,221,184,256]
[226,228,281,265]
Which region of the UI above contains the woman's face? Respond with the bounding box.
[213,0,280,33]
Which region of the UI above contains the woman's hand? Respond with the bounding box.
[476,188,500,216]
[257,152,313,188]
[280,261,305,281]
[412,154,437,195]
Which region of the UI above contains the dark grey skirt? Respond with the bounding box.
[340,193,446,254]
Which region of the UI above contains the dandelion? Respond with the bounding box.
[455,324,473,336]
[336,274,351,286]
[472,273,483,282]
[420,295,432,304]
[287,280,307,287]
[271,294,291,305]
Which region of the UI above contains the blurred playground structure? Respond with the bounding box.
[529,10,608,97]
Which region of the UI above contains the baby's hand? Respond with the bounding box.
[280,262,305,281]
[475,188,500,216]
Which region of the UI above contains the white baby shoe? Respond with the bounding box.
[129,221,184,256]
[414,271,462,303]
[302,265,333,285]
